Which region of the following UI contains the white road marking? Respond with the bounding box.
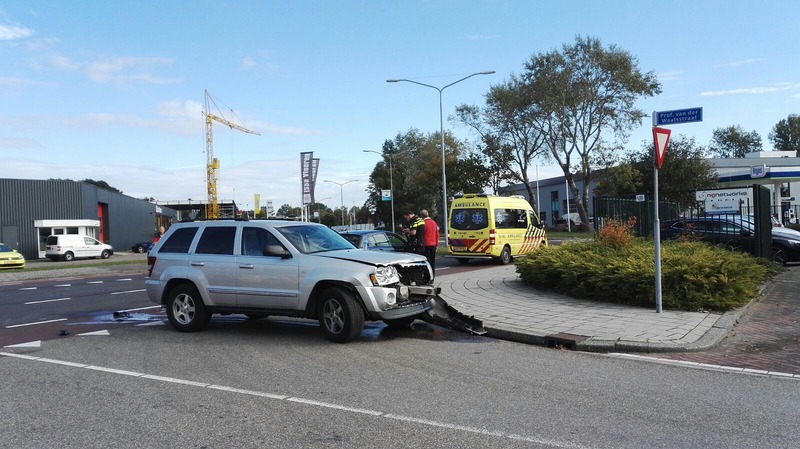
[19,287,37,290]
[25,297,71,305]
[0,351,589,448]
[116,278,133,281]
[87,281,103,284]
[3,340,41,348]
[120,305,161,312]
[111,289,146,295]
[77,330,110,336]
[55,284,71,287]
[609,353,799,379]
[5,318,68,328]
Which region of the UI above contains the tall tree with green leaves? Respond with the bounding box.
[594,135,717,206]
[522,36,661,227]
[709,125,762,158]
[363,129,490,228]
[455,75,548,209]
[634,135,718,206]
[769,114,800,155]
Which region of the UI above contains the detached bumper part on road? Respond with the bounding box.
[423,294,486,336]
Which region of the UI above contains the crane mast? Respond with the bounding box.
[203,90,260,219]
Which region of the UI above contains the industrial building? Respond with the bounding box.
[0,178,176,260]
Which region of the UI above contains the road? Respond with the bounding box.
[1,258,798,447]
[2,316,798,448]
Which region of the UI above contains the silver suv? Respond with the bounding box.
[145,220,436,343]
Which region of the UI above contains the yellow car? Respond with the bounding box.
[0,243,25,269]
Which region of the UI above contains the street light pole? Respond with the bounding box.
[315,197,331,223]
[363,149,409,233]
[386,71,494,243]
[323,180,356,227]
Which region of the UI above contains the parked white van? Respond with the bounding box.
[45,235,114,261]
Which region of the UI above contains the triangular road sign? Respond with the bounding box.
[653,126,671,169]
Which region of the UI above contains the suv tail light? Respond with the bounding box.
[147,255,156,277]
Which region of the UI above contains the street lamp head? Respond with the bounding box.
[480,71,496,75]
[386,79,400,83]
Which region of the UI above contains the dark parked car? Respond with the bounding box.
[339,230,410,252]
[552,219,576,232]
[131,241,155,253]
[661,215,800,264]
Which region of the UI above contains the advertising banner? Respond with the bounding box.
[301,152,314,205]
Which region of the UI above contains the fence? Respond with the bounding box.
[593,185,773,259]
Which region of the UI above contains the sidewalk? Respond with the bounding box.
[434,264,748,353]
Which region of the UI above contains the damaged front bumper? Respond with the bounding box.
[367,284,486,336]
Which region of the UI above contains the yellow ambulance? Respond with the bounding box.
[448,193,547,264]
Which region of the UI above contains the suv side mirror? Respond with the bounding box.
[264,244,291,259]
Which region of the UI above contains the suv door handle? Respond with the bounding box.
[191,262,205,267]
[239,264,254,269]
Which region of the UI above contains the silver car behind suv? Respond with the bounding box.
[145,219,436,342]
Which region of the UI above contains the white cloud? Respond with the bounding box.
[465,34,501,41]
[0,23,33,40]
[50,54,78,70]
[155,99,204,120]
[85,56,174,84]
[241,57,257,70]
[658,71,683,82]
[26,36,59,51]
[0,76,42,88]
[715,58,762,68]
[700,83,800,97]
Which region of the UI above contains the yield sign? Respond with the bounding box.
[652,126,671,169]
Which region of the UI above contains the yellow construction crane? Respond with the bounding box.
[203,90,260,219]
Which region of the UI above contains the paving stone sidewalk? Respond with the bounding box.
[435,264,743,352]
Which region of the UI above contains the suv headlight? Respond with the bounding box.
[370,265,400,286]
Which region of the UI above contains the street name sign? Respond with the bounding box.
[655,107,703,125]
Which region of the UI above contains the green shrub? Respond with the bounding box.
[515,239,775,312]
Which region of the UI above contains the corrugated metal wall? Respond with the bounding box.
[0,179,82,259]
[0,179,175,260]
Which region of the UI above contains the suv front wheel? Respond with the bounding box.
[166,283,211,332]
[318,287,364,343]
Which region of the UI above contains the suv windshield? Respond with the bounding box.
[276,224,355,254]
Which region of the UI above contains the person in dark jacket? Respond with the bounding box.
[402,211,425,255]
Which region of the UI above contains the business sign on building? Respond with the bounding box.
[695,188,752,214]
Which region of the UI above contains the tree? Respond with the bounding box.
[709,125,762,158]
[769,114,800,155]
[522,36,661,228]
[363,129,490,229]
[81,179,122,193]
[276,203,300,218]
[593,163,642,198]
[455,75,548,209]
[639,136,718,205]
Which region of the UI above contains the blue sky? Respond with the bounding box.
[1,0,798,212]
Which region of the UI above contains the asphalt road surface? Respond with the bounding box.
[2,318,798,448]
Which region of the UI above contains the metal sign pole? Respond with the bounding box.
[652,112,663,314]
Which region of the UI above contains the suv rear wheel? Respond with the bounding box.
[166,283,211,332]
[318,287,364,343]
